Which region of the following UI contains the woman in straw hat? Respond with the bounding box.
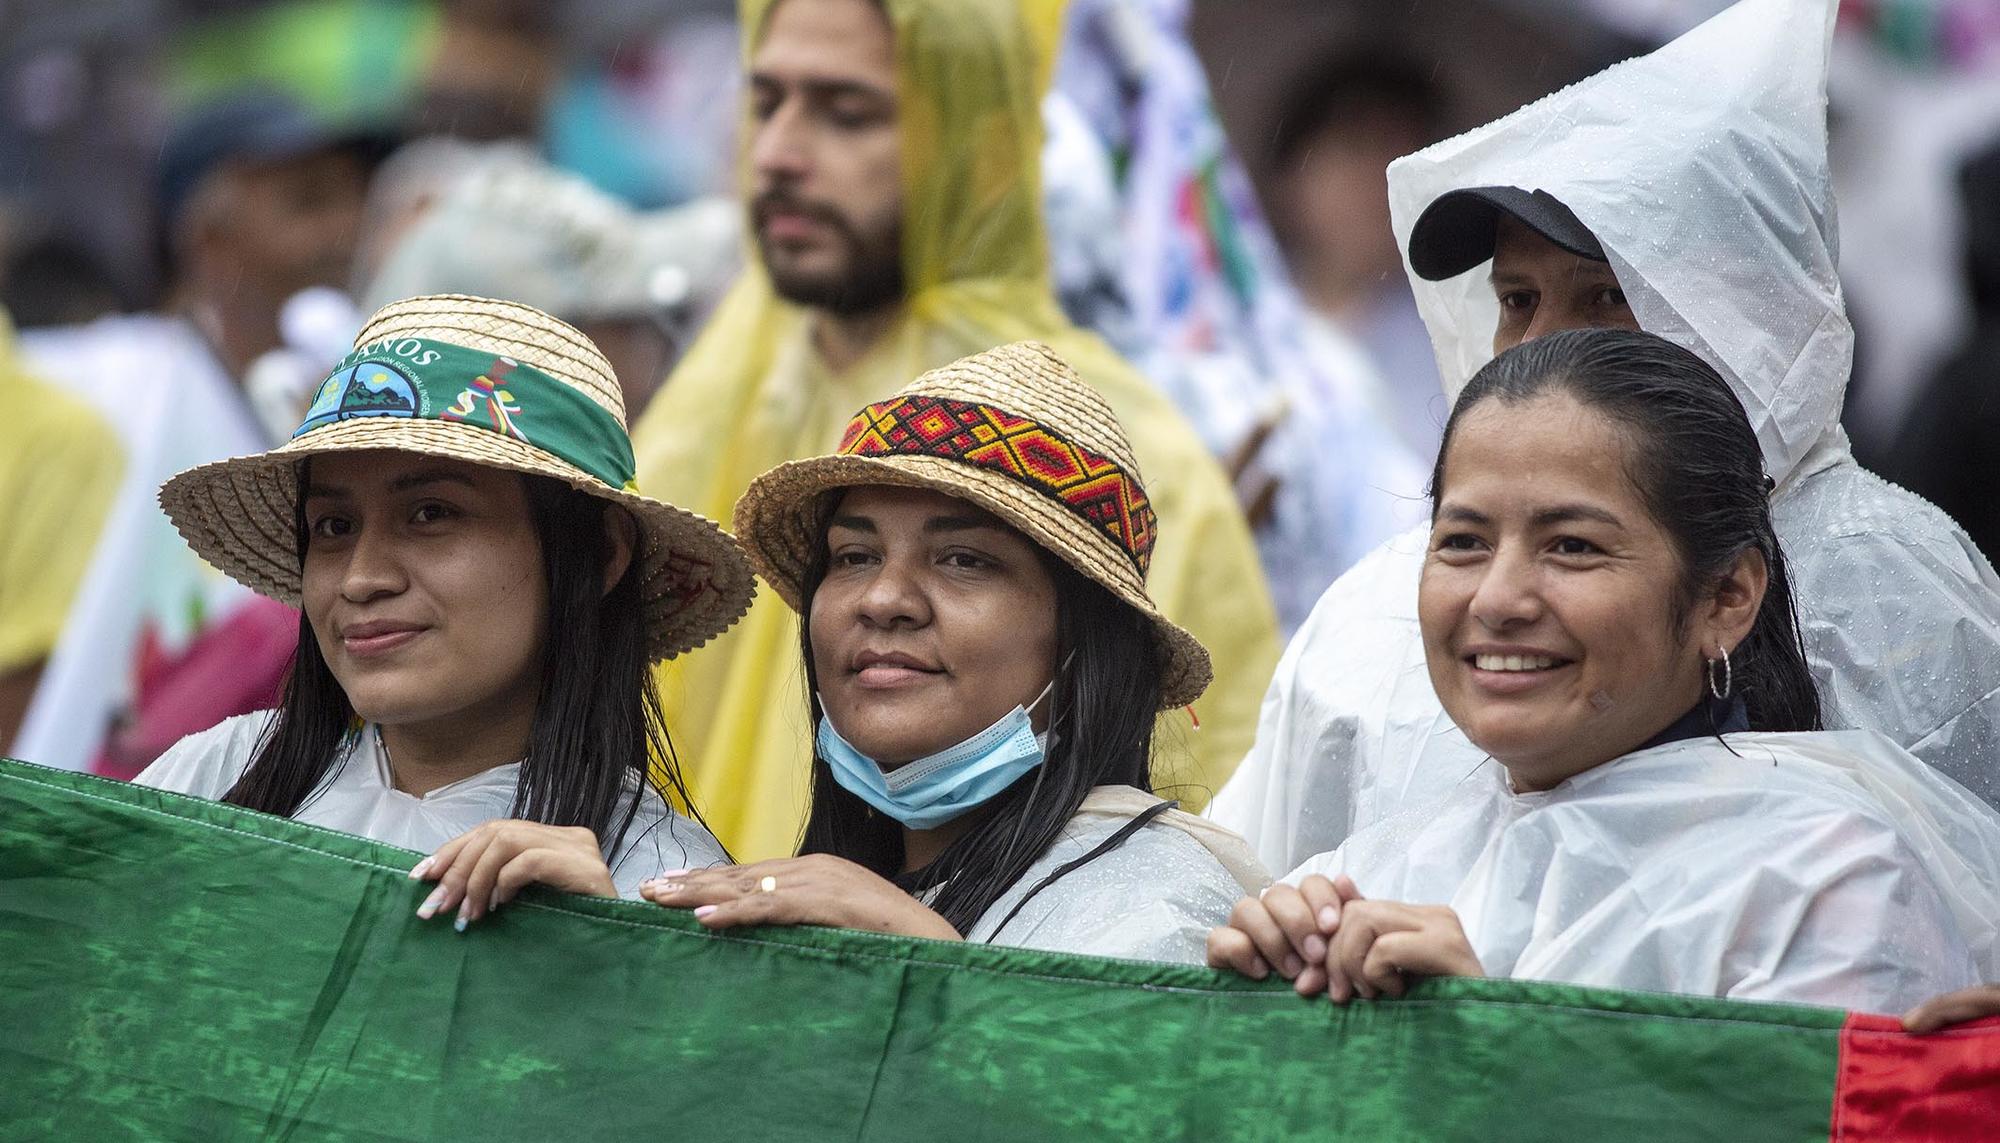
[139,294,756,929]
[639,342,1268,962]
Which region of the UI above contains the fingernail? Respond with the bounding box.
[1248,957,1269,980]
[454,902,471,932]
[693,905,717,919]
[1319,905,1339,929]
[1282,954,1303,977]
[453,915,468,933]
[408,857,434,880]
[488,892,501,912]
[1303,935,1327,962]
[417,886,446,919]
[657,868,690,879]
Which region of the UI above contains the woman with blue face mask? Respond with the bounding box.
[639,341,1269,961]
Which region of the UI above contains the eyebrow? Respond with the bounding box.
[827,514,1006,536]
[303,469,481,499]
[749,73,893,104]
[1437,503,1625,528]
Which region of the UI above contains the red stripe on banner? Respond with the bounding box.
[1831,1012,2000,1141]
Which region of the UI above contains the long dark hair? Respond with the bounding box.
[223,461,700,856]
[1434,328,1821,733]
[794,500,1163,935]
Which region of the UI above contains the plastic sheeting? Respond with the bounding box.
[0,314,119,677]
[1289,730,2000,1015]
[1211,0,2000,878]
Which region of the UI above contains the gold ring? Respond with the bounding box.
[758,875,778,894]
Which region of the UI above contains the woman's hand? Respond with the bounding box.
[1324,891,1483,1004]
[409,820,616,930]
[638,855,961,942]
[1206,874,1356,996]
[1902,984,2000,1034]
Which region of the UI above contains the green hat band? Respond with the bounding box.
[294,338,637,490]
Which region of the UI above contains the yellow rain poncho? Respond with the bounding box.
[0,313,120,680]
[632,0,1280,859]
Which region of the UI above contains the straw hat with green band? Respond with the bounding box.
[160,294,755,663]
[732,340,1213,709]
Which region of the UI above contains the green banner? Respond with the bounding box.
[0,759,1862,1141]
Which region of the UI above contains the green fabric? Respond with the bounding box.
[0,758,1847,1141]
[297,339,637,489]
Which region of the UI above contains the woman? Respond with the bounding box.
[1208,328,2000,1013]
[139,294,757,927]
[638,340,1267,961]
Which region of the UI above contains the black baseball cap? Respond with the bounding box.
[1406,186,1607,281]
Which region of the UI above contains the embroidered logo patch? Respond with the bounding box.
[296,361,421,434]
[440,358,529,442]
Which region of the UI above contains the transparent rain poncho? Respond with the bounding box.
[1211,0,2000,882]
[1286,731,1998,1014]
[629,0,1280,860]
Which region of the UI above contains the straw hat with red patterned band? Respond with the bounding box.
[159,293,755,662]
[732,340,1212,709]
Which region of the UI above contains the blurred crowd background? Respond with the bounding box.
[4,0,1998,492]
[1,0,1998,756]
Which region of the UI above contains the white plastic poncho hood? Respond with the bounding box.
[1211,0,2000,877]
[1388,0,1847,484]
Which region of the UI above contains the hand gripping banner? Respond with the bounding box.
[1,758,1995,1141]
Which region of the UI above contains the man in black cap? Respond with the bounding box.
[1405,186,1640,352]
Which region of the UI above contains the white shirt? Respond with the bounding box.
[963,786,1268,964]
[136,712,728,897]
[1285,732,1995,1014]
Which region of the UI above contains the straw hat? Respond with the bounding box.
[160,294,754,662]
[732,340,1212,708]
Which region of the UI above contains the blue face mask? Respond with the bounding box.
[815,682,1054,831]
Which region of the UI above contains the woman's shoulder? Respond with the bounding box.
[605,781,731,893]
[1062,787,1269,897]
[1609,730,1957,823]
[131,711,282,798]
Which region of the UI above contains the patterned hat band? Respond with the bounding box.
[837,394,1157,574]
[296,338,638,490]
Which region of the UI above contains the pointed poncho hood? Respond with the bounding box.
[1387,0,1847,484]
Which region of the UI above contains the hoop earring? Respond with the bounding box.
[1706,646,1732,701]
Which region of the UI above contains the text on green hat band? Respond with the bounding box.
[295,338,636,490]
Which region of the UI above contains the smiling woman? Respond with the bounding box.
[638,341,1268,960]
[136,295,757,927]
[1209,328,2000,1014]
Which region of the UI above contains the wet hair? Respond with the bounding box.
[223,463,701,857]
[794,497,1162,935]
[1432,328,1821,733]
